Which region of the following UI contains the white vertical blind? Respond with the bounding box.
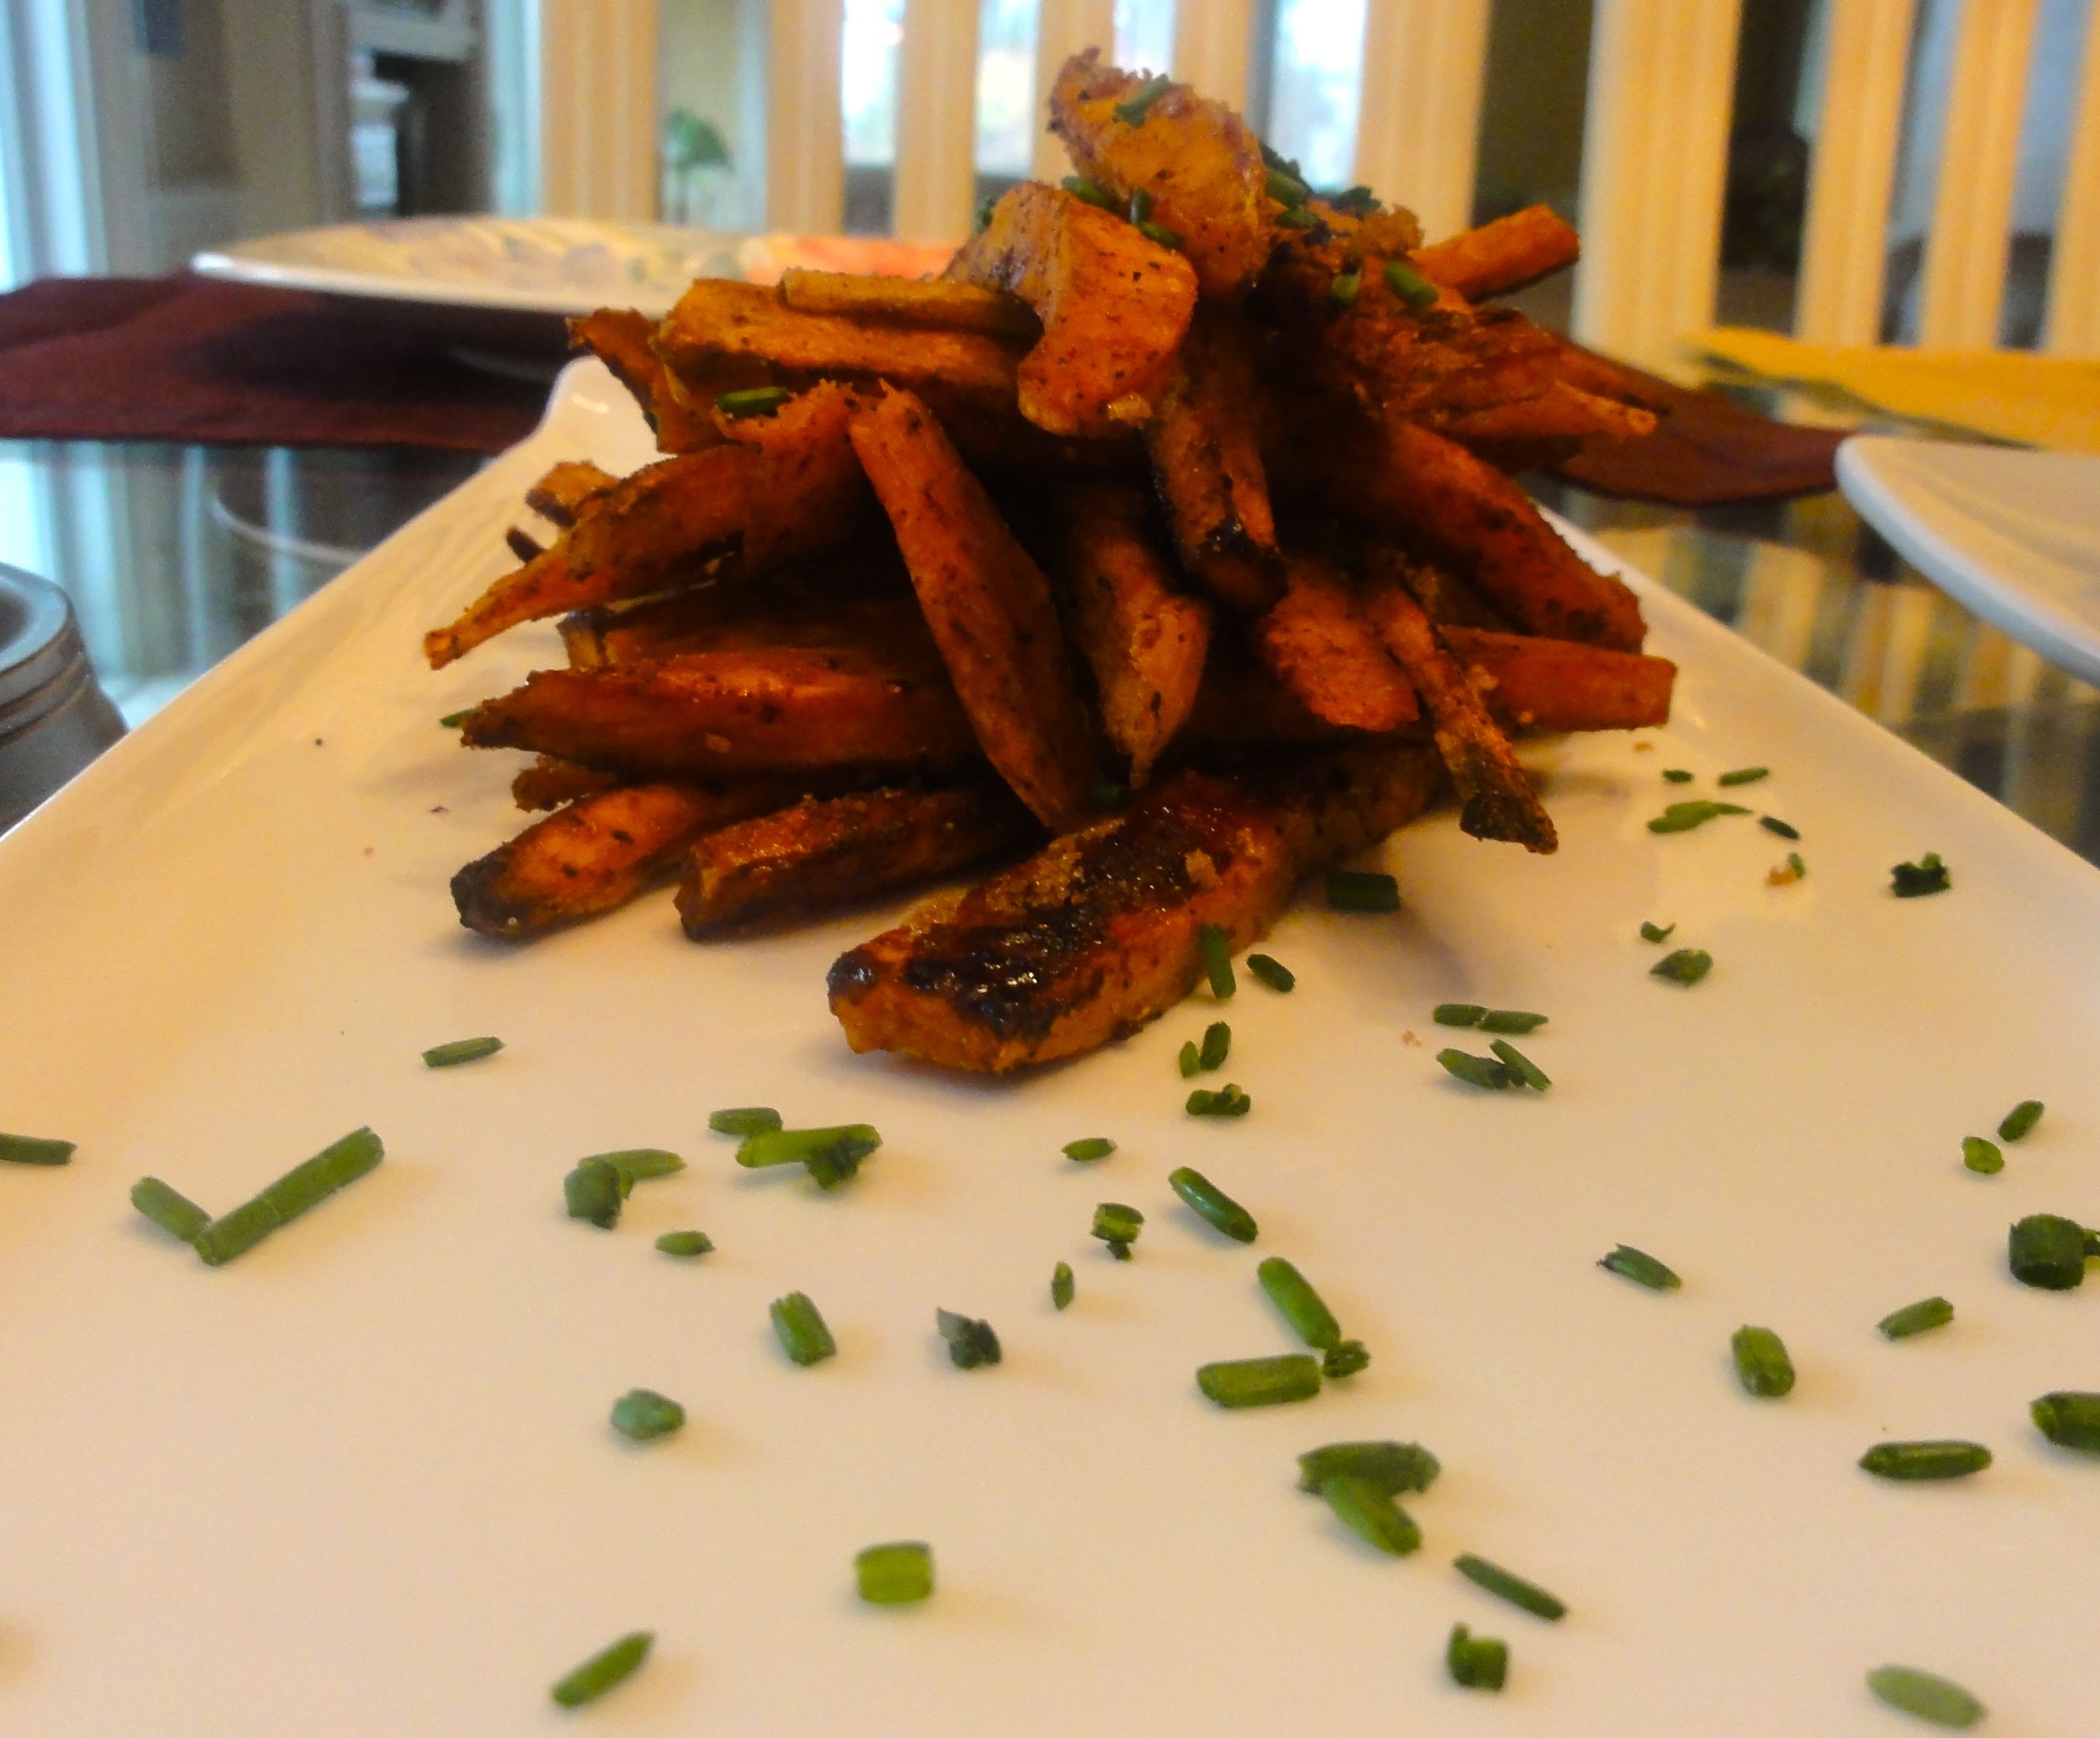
[894,0,982,238]
[1352,0,1492,240]
[1171,0,1258,111]
[1033,0,1117,179]
[2044,0,2100,354]
[539,0,659,220]
[768,0,848,231]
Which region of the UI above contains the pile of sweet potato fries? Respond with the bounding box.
[426,52,1676,1073]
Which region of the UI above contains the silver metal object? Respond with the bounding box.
[0,564,127,833]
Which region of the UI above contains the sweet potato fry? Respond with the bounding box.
[1441,628,1675,732]
[675,782,1036,935]
[1360,572,1555,852]
[568,310,720,452]
[1439,381,1657,450]
[944,183,1199,437]
[1411,205,1581,300]
[848,387,1101,829]
[1049,482,1211,787]
[561,581,923,671]
[778,269,1040,338]
[1048,50,1270,298]
[524,459,618,526]
[452,780,803,936]
[512,756,621,810]
[1252,555,1418,732]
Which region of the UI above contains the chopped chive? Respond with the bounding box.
[1717,766,1769,786]
[735,1124,881,1188]
[1275,206,1318,229]
[1961,1135,2003,1175]
[1127,187,1154,224]
[1259,139,1303,177]
[191,1128,385,1266]
[1640,920,1675,943]
[1661,767,1694,782]
[1488,1038,1550,1090]
[1177,1041,1200,1077]
[1479,1009,1547,1034]
[1198,1021,1231,1071]
[609,1388,685,1441]
[2008,1213,2088,1289]
[1731,1324,1795,1397]
[1437,1048,1513,1090]
[1787,850,1807,878]
[713,385,791,419]
[1257,1256,1341,1351]
[1196,1353,1322,1407]
[1600,1244,1680,1290]
[1059,175,1119,211]
[0,1132,74,1166]
[771,1291,837,1366]
[1169,1166,1259,1242]
[1433,1003,1486,1026]
[1866,1664,1984,1729]
[591,1148,684,1185]
[1265,168,1309,207]
[1328,270,1361,308]
[1325,868,1399,912]
[1998,1099,2044,1143]
[421,1035,502,1067]
[1455,1554,1567,1621]
[550,1630,653,1708]
[1330,183,1380,216]
[1062,1136,1116,1163]
[1759,815,1800,839]
[1051,1260,1075,1310]
[1649,799,1751,833]
[1296,1441,1440,1495]
[935,1307,1001,1369]
[1651,947,1713,985]
[708,1105,781,1137]
[1113,72,1172,125]
[565,1156,624,1229]
[973,195,995,233]
[1090,780,1128,808]
[1319,1473,1419,1555]
[130,1177,211,1244]
[1185,1083,1252,1117]
[1245,953,1294,992]
[1381,258,1438,310]
[2030,1390,2100,1451]
[1878,1296,1953,1339]
[1860,1439,1991,1481]
[855,1540,933,1604]
[438,708,470,729]
[1321,1339,1369,1378]
[1091,1201,1144,1256]
[655,1230,713,1257]
[1891,852,1951,897]
[1135,219,1184,251]
[1446,1623,1509,1691]
[1196,923,1235,997]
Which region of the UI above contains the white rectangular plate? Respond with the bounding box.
[4,362,2097,1736]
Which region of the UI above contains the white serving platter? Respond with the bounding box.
[2,361,2097,1736]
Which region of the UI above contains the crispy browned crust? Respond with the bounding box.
[1441,627,1675,732]
[504,526,544,564]
[512,756,622,811]
[826,746,1443,1071]
[1049,482,1211,787]
[452,780,800,935]
[561,581,926,671]
[1048,50,1271,299]
[1252,555,1418,732]
[1411,206,1581,300]
[676,783,1036,935]
[849,388,1102,829]
[524,459,620,526]
[778,270,1041,338]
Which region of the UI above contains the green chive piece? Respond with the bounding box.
[1296,1441,1441,1496]
[1999,1099,2045,1143]
[1245,953,1294,992]
[1169,1166,1258,1242]
[1962,1135,2004,1175]
[2030,1390,2100,1451]
[1062,1136,1116,1163]
[1059,175,1119,211]
[1260,139,1303,177]
[1455,1554,1566,1621]
[1866,1664,1985,1728]
[591,1148,685,1185]
[1051,1261,1075,1310]
[1197,923,1236,997]
[2009,1214,2089,1289]
[1649,799,1752,833]
[1661,767,1694,782]
[1091,780,1128,808]
[1135,219,1184,251]
[1651,947,1713,985]
[1265,168,1309,206]
[1328,270,1362,308]
[1275,206,1318,229]
[1433,1003,1487,1026]
[936,1307,1001,1369]
[1196,1353,1322,1408]
[1437,1048,1513,1090]
[1258,1256,1341,1351]
[1185,1083,1252,1117]
[708,1105,781,1137]
[421,1035,502,1068]
[438,708,470,729]
[1382,258,1438,310]
[1759,815,1800,839]
[1640,920,1675,943]
[1891,852,1951,897]
[191,1128,384,1266]
[550,1630,653,1708]
[1488,1038,1550,1091]
[655,1230,713,1257]
[1717,766,1769,786]
[1198,1021,1231,1071]
[973,195,995,233]
[1479,1010,1547,1034]
[130,1177,212,1244]
[609,1388,684,1441]
[1091,1201,1143,1256]
[1787,850,1807,878]
[1860,1440,1991,1481]
[1321,1339,1369,1378]
[713,385,791,419]
[0,1132,74,1166]
[1319,1473,1419,1555]
[1878,1296,1952,1339]
[1600,1244,1681,1290]
[735,1124,881,1189]
[1126,187,1154,224]
[1330,184,1380,215]
[564,1157,624,1230]
[1731,1324,1795,1397]
[855,1540,933,1604]
[1178,1041,1201,1078]
[1446,1623,1509,1691]
[1113,72,1172,124]
[1325,868,1399,912]
[771,1291,837,1366]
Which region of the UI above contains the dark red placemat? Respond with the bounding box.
[0,274,563,454]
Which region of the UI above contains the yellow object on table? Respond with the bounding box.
[1688,327,2100,454]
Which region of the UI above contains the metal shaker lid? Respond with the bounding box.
[0,564,89,734]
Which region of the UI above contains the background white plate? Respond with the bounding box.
[3,364,2098,1736]
[1838,435,2100,686]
